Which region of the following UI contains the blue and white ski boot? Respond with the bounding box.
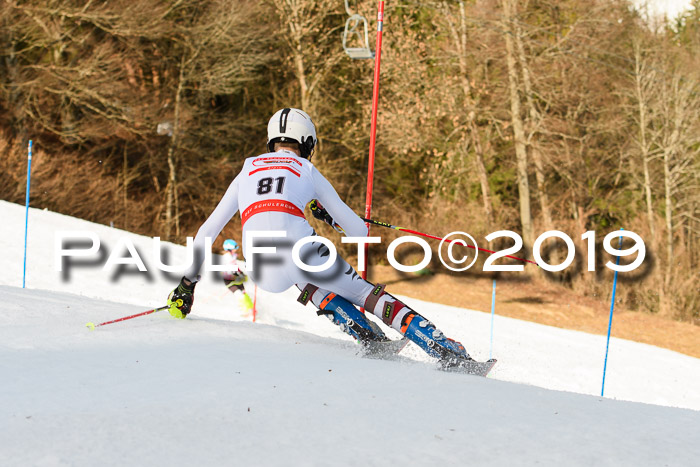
[317,293,387,341]
[317,293,408,357]
[400,311,474,369]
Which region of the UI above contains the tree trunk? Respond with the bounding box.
[165,57,185,240]
[633,42,656,242]
[293,46,310,111]
[501,0,534,247]
[663,149,674,292]
[444,1,494,226]
[284,1,310,112]
[642,150,655,239]
[660,72,687,294]
[458,2,493,226]
[4,17,26,142]
[470,121,493,226]
[662,145,674,313]
[123,145,128,230]
[513,20,553,235]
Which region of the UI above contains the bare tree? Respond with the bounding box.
[439,0,494,226]
[511,13,555,236]
[0,0,273,238]
[656,66,700,291]
[269,0,344,114]
[626,33,700,309]
[629,37,660,242]
[500,0,534,247]
[148,0,274,239]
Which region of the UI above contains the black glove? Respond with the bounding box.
[310,199,333,224]
[310,199,344,233]
[228,271,248,286]
[167,277,197,319]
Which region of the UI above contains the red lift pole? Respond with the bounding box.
[362,0,385,281]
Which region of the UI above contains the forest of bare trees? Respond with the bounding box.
[1,0,698,322]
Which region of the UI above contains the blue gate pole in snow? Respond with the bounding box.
[601,228,624,397]
[22,140,33,288]
[489,279,496,359]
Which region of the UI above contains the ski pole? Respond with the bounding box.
[361,217,538,265]
[86,305,169,330]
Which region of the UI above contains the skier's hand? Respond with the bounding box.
[230,271,248,286]
[167,277,196,319]
[310,199,344,233]
[310,199,332,223]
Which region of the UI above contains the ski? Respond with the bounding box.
[439,358,497,377]
[361,337,409,360]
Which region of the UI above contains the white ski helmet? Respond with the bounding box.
[267,108,317,158]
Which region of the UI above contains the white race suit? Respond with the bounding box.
[183,149,412,331]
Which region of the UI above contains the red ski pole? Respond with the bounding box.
[361,217,538,266]
[85,305,169,330]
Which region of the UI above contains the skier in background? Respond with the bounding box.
[221,238,253,318]
[166,108,476,369]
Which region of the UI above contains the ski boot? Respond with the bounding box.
[316,292,411,357]
[400,311,474,370]
[234,290,254,318]
[317,293,387,342]
[297,285,407,357]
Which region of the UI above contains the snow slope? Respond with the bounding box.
[2,286,700,466]
[3,200,700,409]
[2,200,700,465]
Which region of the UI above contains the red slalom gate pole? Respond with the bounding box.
[85,305,169,330]
[362,217,538,266]
[361,0,386,282]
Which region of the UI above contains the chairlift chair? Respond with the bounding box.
[342,0,375,59]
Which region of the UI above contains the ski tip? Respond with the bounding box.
[85,322,96,331]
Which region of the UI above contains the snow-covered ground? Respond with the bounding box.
[2,200,700,465]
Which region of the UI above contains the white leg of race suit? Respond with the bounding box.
[246,234,413,332]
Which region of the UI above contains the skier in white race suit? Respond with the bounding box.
[166,108,474,368]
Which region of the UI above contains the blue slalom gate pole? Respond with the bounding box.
[601,228,624,397]
[489,279,496,359]
[23,140,33,288]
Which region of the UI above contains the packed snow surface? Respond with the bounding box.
[2,200,699,466]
